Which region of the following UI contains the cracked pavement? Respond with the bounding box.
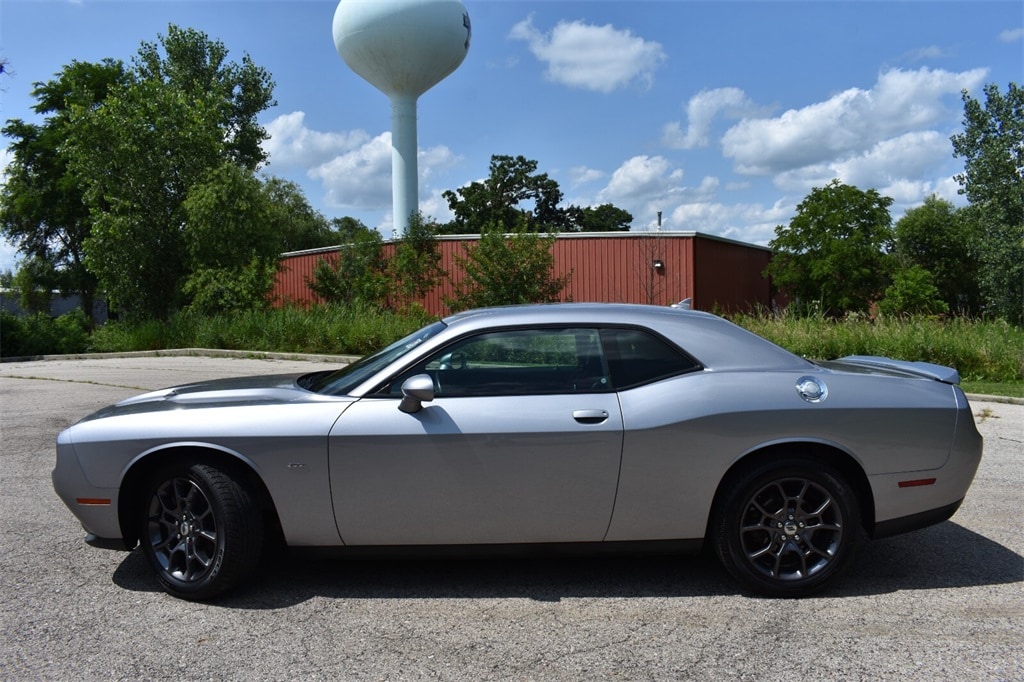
[2,356,1021,680]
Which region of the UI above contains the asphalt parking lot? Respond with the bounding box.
[1,354,1021,680]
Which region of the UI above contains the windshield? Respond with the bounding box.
[302,320,447,396]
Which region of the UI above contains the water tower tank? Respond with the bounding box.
[333,0,471,231]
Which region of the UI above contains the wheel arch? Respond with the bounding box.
[706,441,875,539]
[118,444,283,549]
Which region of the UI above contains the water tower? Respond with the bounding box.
[333,0,471,233]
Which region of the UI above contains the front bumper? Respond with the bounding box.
[53,433,124,542]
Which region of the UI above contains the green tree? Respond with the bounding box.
[892,196,982,316]
[951,82,1024,324]
[307,222,389,307]
[766,180,894,316]
[563,203,633,232]
[12,255,59,314]
[65,25,275,319]
[442,155,565,233]
[446,221,571,311]
[134,26,273,169]
[263,177,338,252]
[0,59,128,324]
[0,309,89,358]
[389,211,444,309]
[181,163,280,313]
[877,265,949,317]
[330,216,372,243]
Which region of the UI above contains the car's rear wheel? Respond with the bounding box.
[713,458,861,597]
[140,462,262,600]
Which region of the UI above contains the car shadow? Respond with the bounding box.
[111,521,1022,608]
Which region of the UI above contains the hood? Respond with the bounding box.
[79,373,315,422]
[819,356,961,384]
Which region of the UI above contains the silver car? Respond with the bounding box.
[53,304,983,600]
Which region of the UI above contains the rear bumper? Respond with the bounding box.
[872,499,963,539]
[868,393,982,536]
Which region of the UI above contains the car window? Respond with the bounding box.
[385,327,611,397]
[302,321,447,395]
[600,327,700,389]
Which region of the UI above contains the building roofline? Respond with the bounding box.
[280,230,770,259]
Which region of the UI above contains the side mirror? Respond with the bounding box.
[398,374,435,413]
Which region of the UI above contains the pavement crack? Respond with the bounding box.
[0,374,146,391]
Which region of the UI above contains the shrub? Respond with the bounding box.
[446,222,571,312]
[0,309,90,357]
[877,265,949,317]
[87,304,434,356]
[730,311,1023,382]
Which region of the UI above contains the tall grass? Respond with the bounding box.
[65,305,1024,385]
[90,304,433,357]
[730,312,1023,382]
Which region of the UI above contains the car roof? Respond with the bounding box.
[441,303,810,372]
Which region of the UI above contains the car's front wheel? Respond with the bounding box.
[713,458,861,597]
[140,462,263,600]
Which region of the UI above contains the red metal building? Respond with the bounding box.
[272,231,773,316]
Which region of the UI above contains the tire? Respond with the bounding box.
[140,462,263,600]
[713,458,861,597]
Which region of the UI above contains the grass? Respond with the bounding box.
[729,312,1023,385]
[22,305,1021,397]
[960,380,1023,399]
[89,304,433,357]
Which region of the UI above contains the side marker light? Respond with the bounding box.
[897,478,937,488]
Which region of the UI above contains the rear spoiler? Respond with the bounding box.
[837,355,961,385]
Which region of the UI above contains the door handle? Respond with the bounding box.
[573,409,609,424]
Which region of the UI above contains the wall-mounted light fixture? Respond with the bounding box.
[652,259,664,271]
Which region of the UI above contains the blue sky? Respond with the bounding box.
[1,1,1022,272]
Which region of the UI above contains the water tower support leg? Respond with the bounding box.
[390,95,418,234]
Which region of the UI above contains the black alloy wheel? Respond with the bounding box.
[141,462,262,600]
[714,458,861,597]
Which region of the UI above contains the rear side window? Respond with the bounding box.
[600,328,699,389]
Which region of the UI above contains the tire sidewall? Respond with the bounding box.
[139,461,259,600]
[714,458,861,598]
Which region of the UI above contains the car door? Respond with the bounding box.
[328,327,624,546]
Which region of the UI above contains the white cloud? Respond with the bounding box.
[309,132,394,210]
[417,145,461,183]
[0,239,19,272]
[772,130,951,192]
[264,111,370,168]
[573,154,798,245]
[881,178,938,206]
[588,156,740,232]
[265,114,459,216]
[0,149,21,271]
[509,15,666,93]
[721,67,988,175]
[569,165,605,187]
[835,131,950,186]
[999,28,1024,43]
[878,173,970,220]
[419,188,456,225]
[662,87,758,150]
[905,45,949,62]
[931,176,967,205]
[667,198,791,246]
[770,166,837,194]
[598,155,683,205]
